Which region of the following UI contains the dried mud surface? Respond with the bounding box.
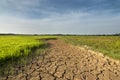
[2,39,120,80]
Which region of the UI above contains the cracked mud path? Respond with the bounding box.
[6,39,120,80]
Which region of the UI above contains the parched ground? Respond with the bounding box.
[4,39,120,80]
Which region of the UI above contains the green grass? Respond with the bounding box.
[62,36,120,60]
[0,36,56,61]
[0,35,56,76]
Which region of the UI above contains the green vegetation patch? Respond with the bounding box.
[0,35,56,62]
[62,36,120,60]
[0,35,56,76]
[0,36,43,61]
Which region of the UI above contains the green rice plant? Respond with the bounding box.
[0,36,41,61]
[0,35,56,76]
[0,35,56,62]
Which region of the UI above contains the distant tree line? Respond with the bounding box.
[0,33,120,36]
[114,33,120,36]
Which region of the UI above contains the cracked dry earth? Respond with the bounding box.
[5,39,120,80]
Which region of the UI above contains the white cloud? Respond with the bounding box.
[0,11,120,34]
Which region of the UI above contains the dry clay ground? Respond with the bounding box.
[4,39,120,80]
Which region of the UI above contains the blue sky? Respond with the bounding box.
[0,0,120,34]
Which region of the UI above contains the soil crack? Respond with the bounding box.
[4,39,120,80]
